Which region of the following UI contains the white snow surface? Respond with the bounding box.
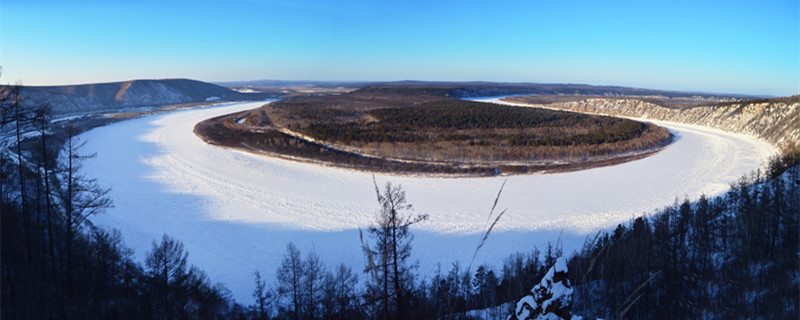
[539,259,571,315]
[81,100,776,303]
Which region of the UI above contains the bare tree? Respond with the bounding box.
[363,179,428,319]
[321,263,359,320]
[303,251,325,318]
[31,103,58,280]
[145,234,190,320]
[277,242,304,320]
[0,83,19,214]
[57,122,112,299]
[8,85,35,275]
[253,271,274,320]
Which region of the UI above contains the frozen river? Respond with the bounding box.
[81,100,775,302]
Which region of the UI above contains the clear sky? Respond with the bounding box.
[1,0,798,96]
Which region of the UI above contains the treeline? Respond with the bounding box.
[266,86,450,127]
[371,100,592,131]
[306,99,653,146]
[507,121,649,147]
[305,119,658,148]
[257,237,565,320]
[569,149,800,319]
[300,99,672,165]
[1,87,236,320]
[702,94,799,109]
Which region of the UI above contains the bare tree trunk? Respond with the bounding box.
[64,124,75,320]
[59,122,111,319]
[39,119,58,282]
[382,236,389,320]
[368,180,428,320]
[14,97,33,270]
[293,266,300,320]
[391,206,401,319]
[13,94,37,319]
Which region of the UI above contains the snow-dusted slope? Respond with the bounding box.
[18,79,273,116]
[505,97,800,148]
[81,101,775,302]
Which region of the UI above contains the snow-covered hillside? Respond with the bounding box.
[81,101,775,302]
[505,97,799,148]
[17,79,274,116]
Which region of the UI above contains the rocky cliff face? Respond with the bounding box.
[511,97,799,149]
[17,79,275,116]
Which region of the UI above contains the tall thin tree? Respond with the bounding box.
[145,234,190,320]
[277,242,304,320]
[58,122,112,305]
[363,179,428,319]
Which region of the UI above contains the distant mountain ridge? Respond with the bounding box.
[12,78,768,118]
[223,79,762,100]
[216,79,362,88]
[17,78,275,116]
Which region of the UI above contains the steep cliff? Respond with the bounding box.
[505,96,799,148]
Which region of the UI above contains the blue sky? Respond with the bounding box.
[1,0,798,96]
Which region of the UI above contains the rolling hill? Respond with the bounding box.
[15,78,277,116]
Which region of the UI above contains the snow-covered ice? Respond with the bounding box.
[81,101,776,303]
